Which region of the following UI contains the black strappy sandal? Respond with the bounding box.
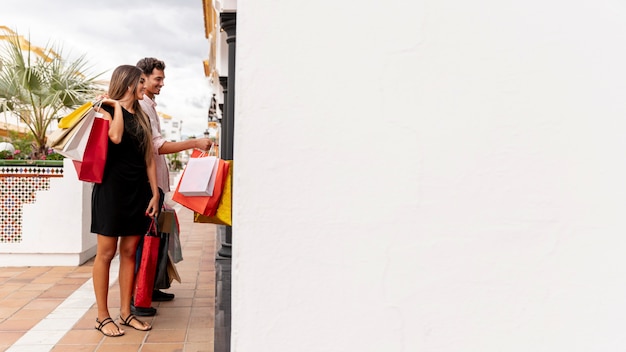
[119,314,152,331]
[95,317,124,337]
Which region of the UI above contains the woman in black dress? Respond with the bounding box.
[91,65,159,337]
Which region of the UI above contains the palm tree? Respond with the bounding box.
[0,30,104,159]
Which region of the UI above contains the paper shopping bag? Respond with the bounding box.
[167,210,183,263]
[48,102,94,149]
[167,253,181,284]
[58,102,94,129]
[73,116,109,183]
[177,154,218,196]
[49,117,87,151]
[172,159,229,215]
[157,208,176,234]
[135,218,160,308]
[54,110,98,160]
[153,232,171,290]
[194,160,232,226]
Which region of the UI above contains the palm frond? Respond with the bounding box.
[0,30,104,157]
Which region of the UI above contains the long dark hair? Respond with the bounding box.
[108,65,153,162]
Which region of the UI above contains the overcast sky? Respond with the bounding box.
[2,0,212,137]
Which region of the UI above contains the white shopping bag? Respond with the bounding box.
[55,111,96,160]
[178,155,219,196]
[53,102,103,161]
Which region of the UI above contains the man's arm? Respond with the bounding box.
[158,138,213,155]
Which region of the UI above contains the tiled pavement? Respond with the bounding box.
[0,196,218,352]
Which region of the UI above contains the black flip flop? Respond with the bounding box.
[119,314,152,331]
[95,317,124,337]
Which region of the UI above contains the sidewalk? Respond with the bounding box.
[0,197,218,352]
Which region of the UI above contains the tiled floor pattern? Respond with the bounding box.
[0,199,217,352]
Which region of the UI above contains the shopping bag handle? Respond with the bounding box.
[207,143,217,156]
[145,216,159,237]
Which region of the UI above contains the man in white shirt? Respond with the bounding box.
[133,57,213,316]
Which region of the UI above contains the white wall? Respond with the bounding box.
[0,159,96,266]
[233,1,626,350]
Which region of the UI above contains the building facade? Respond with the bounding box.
[205,1,626,351]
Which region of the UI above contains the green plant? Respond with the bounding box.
[0,150,13,159]
[0,30,105,159]
[44,151,64,160]
[5,130,34,159]
[166,152,183,171]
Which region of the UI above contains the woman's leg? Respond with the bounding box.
[118,235,152,330]
[93,235,123,335]
[118,235,141,318]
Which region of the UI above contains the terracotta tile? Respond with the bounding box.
[139,343,185,352]
[169,290,195,299]
[74,316,100,330]
[161,298,193,308]
[152,319,190,331]
[0,331,24,345]
[1,298,32,308]
[31,276,68,284]
[98,328,146,344]
[51,345,98,352]
[48,267,75,274]
[0,268,25,277]
[95,343,142,352]
[13,270,48,280]
[22,298,63,310]
[19,282,54,291]
[192,297,213,307]
[58,329,104,344]
[187,328,213,342]
[183,342,214,352]
[68,270,92,277]
[57,278,90,285]
[144,329,186,343]
[188,317,213,330]
[0,307,20,319]
[194,290,214,299]
[175,283,198,291]
[10,308,51,320]
[0,318,38,331]
[38,284,82,299]
[6,289,41,300]
[51,283,83,291]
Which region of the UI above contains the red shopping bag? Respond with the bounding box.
[172,158,229,216]
[73,116,109,183]
[134,218,160,308]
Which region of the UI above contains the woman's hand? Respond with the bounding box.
[145,194,160,218]
[99,97,119,108]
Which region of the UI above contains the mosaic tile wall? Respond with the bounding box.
[0,165,63,243]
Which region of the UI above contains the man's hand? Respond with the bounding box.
[195,138,214,151]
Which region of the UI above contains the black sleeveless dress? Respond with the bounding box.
[91,105,152,237]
